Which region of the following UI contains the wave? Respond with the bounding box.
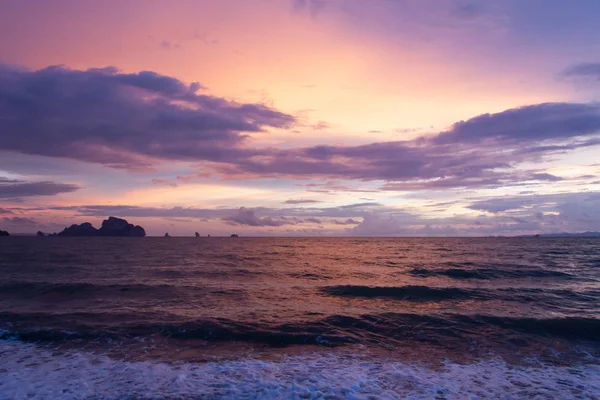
[0,311,355,347]
[408,267,574,280]
[320,285,600,310]
[288,272,332,280]
[4,310,599,346]
[0,281,244,299]
[320,285,478,301]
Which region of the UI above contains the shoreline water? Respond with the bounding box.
[2,339,600,400]
[1,237,599,398]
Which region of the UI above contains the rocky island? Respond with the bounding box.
[0,230,9,237]
[58,217,146,237]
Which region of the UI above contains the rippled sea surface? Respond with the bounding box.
[1,237,600,399]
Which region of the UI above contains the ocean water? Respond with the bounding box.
[1,237,599,399]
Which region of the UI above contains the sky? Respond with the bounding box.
[1,0,600,236]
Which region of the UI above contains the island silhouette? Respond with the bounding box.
[58,217,146,237]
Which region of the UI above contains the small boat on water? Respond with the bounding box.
[164,232,170,238]
[195,232,200,238]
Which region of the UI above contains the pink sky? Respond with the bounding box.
[1,0,600,236]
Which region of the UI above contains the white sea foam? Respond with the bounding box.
[1,340,599,399]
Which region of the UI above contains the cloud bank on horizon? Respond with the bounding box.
[0,0,599,236]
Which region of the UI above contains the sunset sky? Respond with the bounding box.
[1,0,600,236]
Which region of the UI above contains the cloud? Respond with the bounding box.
[2,216,37,225]
[226,103,600,189]
[159,40,181,50]
[434,102,600,144]
[349,213,459,237]
[453,3,485,19]
[222,207,290,227]
[347,191,600,236]
[310,121,330,130]
[332,218,360,225]
[562,62,600,82]
[2,65,599,192]
[0,208,14,215]
[22,202,386,221]
[302,181,380,194]
[304,217,322,224]
[380,171,565,191]
[468,191,600,214]
[284,199,322,204]
[0,64,295,169]
[0,177,79,198]
[12,190,600,235]
[292,0,328,17]
[151,178,178,187]
[530,173,563,182]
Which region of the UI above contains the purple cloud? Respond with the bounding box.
[284,199,322,204]
[292,0,328,17]
[0,177,79,198]
[2,65,600,191]
[223,207,291,227]
[2,216,37,225]
[332,218,360,225]
[435,103,600,144]
[304,217,322,224]
[0,64,295,169]
[151,178,178,187]
[562,62,600,82]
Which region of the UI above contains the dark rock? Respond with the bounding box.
[164,232,170,237]
[230,234,239,238]
[36,231,45,237]
[58,222,98,237]
[98,217,146,237]
[58,217,146,237]
[195,232,200,238]
[0,230,9,237]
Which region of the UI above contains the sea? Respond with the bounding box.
[0,237,599,399]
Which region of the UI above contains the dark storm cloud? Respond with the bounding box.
[562,62,600,81]
[0,177,79,198]
[0,64,294,169]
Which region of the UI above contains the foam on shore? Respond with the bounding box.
[1,340,599,399]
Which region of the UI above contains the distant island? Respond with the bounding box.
[521,231,600,238]
[0,230,9,237]
[58,217,146,237]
